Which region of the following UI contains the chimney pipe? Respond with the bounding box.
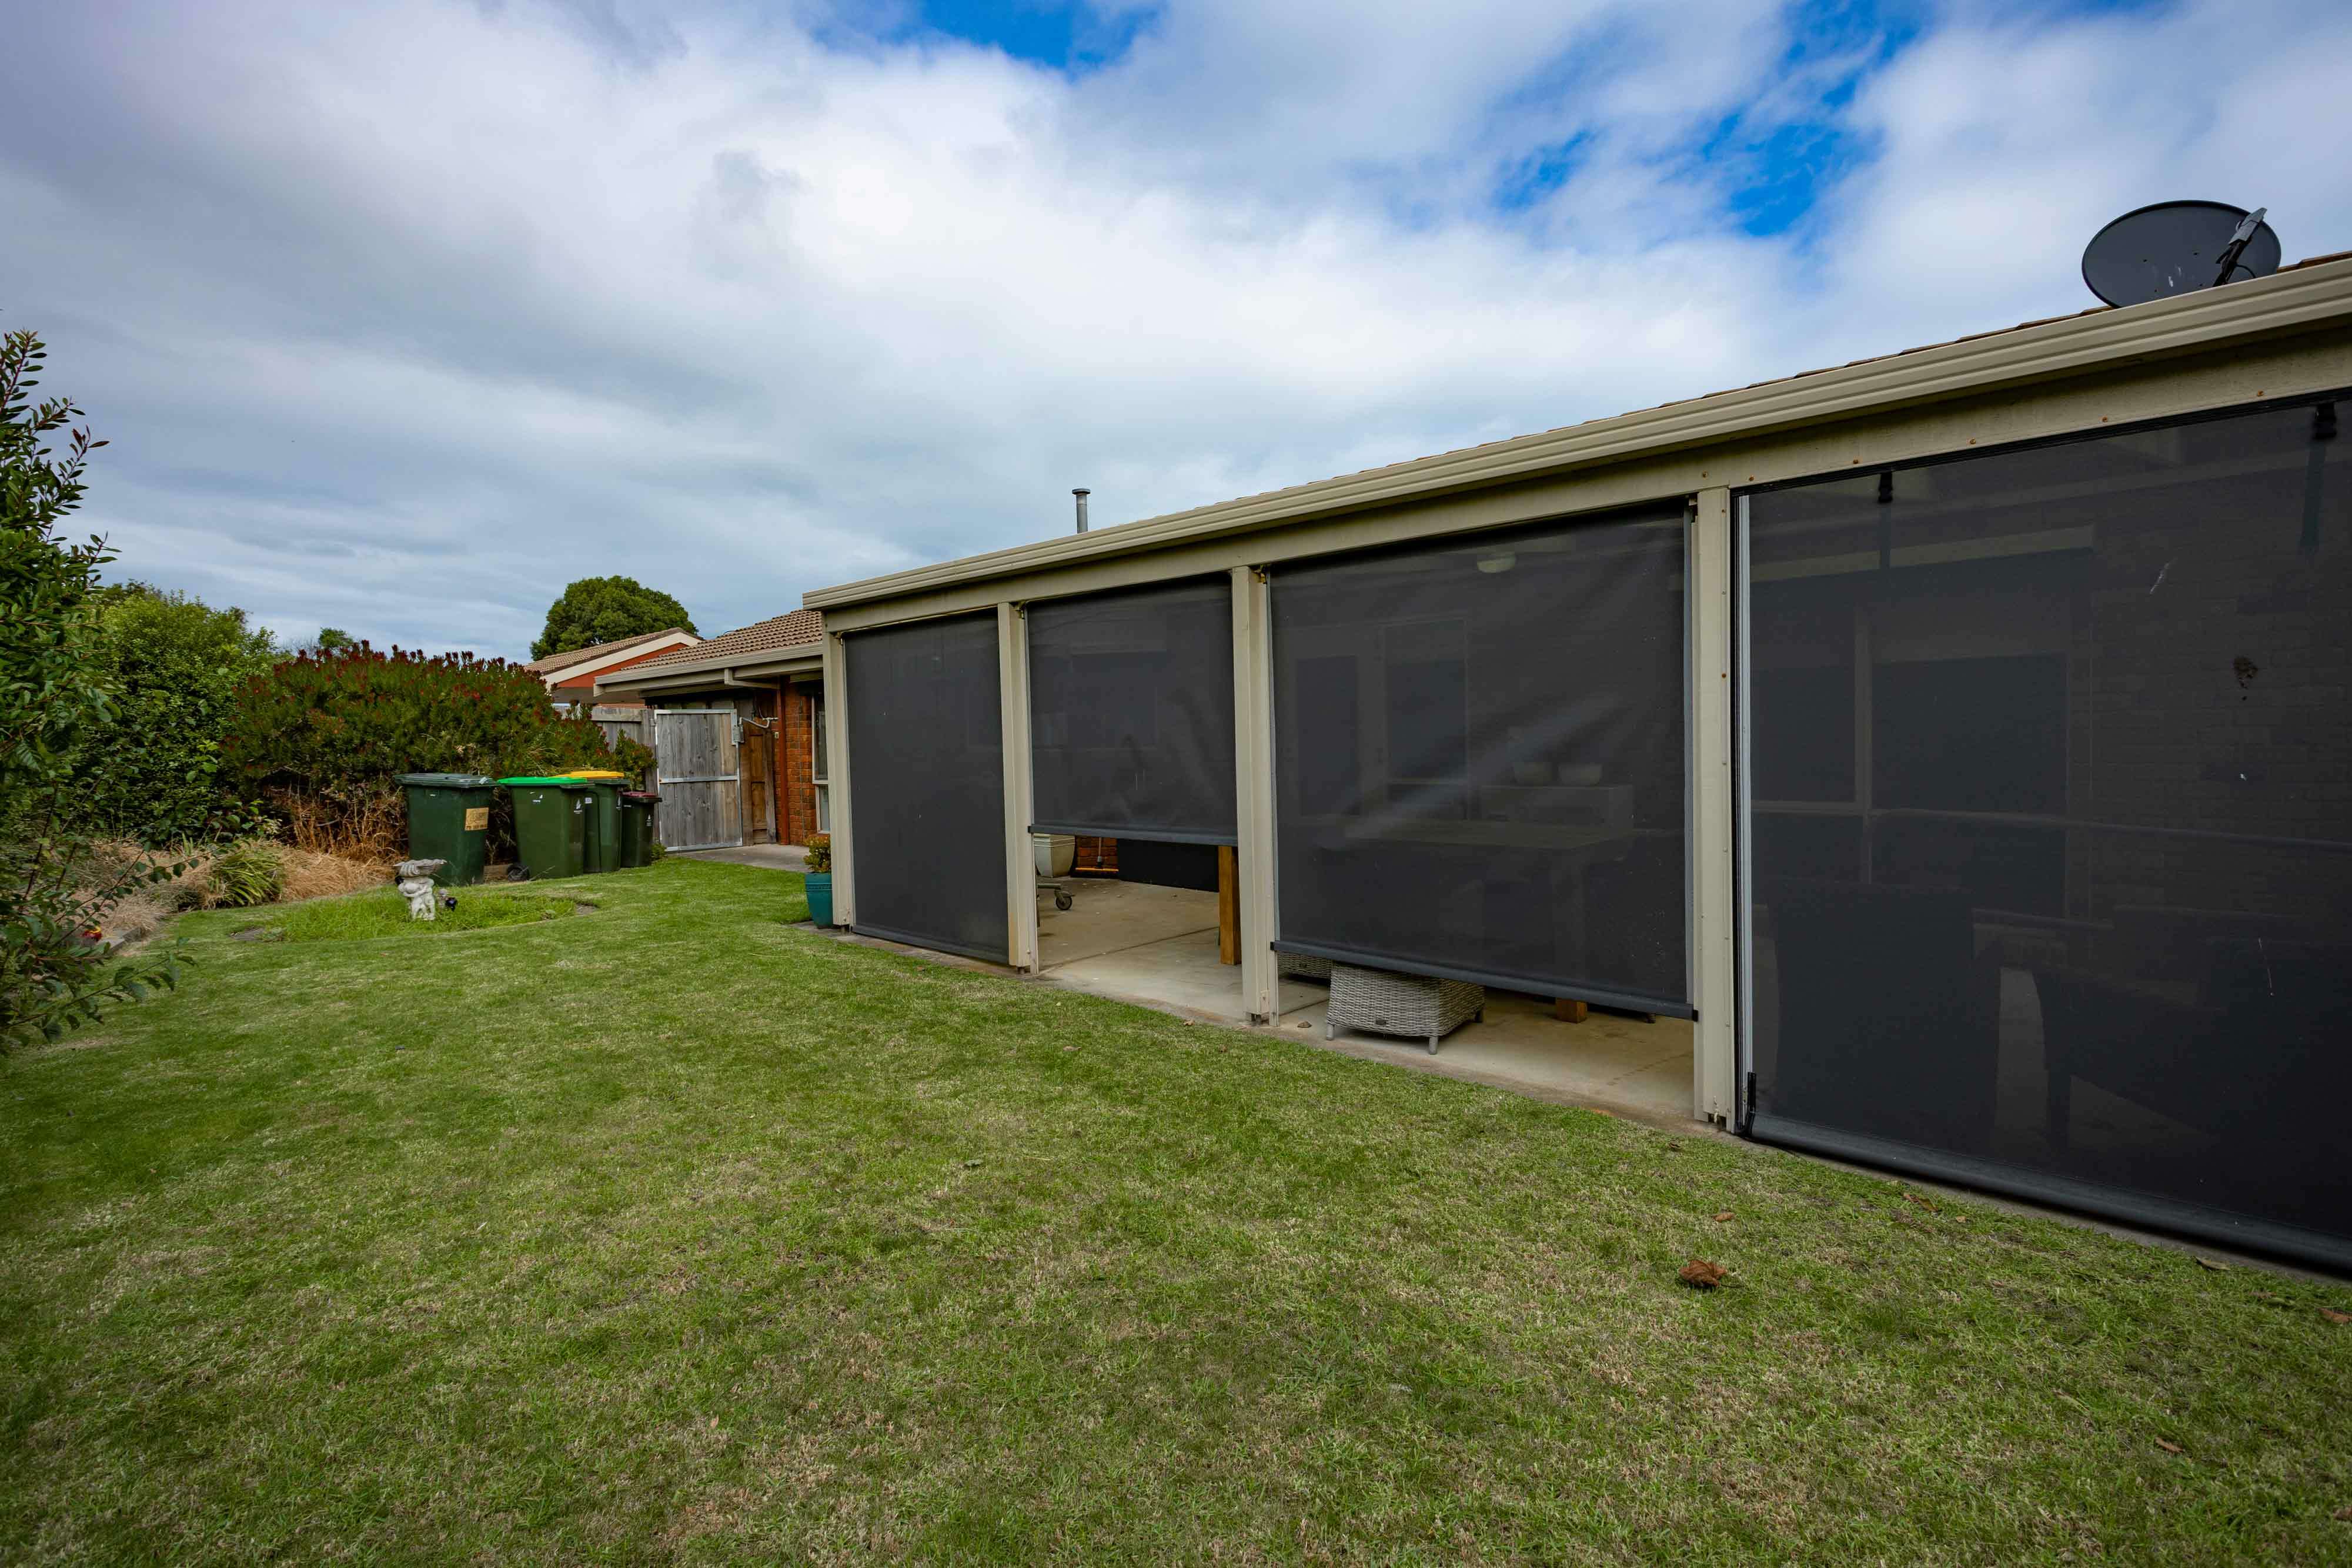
[1072,487,1090,534]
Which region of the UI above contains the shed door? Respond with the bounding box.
[654,710,743,851]
[846,614,1007,961]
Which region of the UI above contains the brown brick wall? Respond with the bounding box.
[780,681,819,847]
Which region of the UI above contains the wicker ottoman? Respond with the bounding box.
[1324,962,1485,1054]
[1278,952,1334,981]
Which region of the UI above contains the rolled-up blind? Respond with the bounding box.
[1028,577,1237,844]
[1271,508,1689,1012]
[846,613,1007,962]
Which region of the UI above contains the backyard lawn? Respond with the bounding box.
[5,860,2350,1564]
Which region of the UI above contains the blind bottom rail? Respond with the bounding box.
[1271,939,1692,1020]
[1748,1112,2352,1275]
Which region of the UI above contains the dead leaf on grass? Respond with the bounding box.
[1713,1211,1735,1223]
[2333,1504,2352,1521]
[1901,1191,1939,1213]
[2194,1256,2228,1272]
[2154,1439,2183,1455]
[2321,1308,2351,1325]
[1678,1259,1727,1289]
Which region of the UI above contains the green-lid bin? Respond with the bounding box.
[497,777,593,881]
[393,772,499,886]
[557,770,629,874]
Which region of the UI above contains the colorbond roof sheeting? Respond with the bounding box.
[844,613,1007,962]
[1269,506,1690,1014]
[806,256,2352,616]
[1746,390,2352,1271]
[1027,578,1236,845]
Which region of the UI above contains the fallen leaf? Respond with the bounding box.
[1678,1259,1727,1289]
[2334,1504,2352,1521]
[1902,1191,1939,1213]
[2155,1438,2183,1455]
[1714,1211,1735,1223]
[2194,1256,2228,1272]
[2322,1308,2351,1325]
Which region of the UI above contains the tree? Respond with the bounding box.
[532,577,696,660]
[72,583,280,844]
[0,326,181,1047]
[314,627,355,653]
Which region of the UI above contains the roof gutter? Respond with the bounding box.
[802,255,2352,613]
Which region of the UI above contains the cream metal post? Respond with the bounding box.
[1691,486,1738,1123]
[821,629,855,928]
[998,603,1039,970]
[1231,565,1279,1021]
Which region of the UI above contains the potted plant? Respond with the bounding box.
[803,833,833,927]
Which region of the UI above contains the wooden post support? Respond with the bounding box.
[1553,997,1588,1024]
[1217,844,1240,966]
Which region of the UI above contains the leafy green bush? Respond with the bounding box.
[205,839,285,909]
[222,645,653,855]
[71,584,279,844]
[1,326,181,1048]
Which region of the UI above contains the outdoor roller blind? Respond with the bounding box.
[1745,393,2352,1269]
[1027,577,1237,844]
[1271,507,1689,1012]
[846,613,1008,962]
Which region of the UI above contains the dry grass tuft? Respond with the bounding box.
[279,848,391,902]
[270,785,405,860]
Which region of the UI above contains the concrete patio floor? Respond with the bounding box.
[1034,878,1699,1128]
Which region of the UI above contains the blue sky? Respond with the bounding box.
[1,0,2346,658]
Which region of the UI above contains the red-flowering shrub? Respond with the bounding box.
[222,644,652,855]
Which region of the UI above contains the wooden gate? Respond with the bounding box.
[653,709,743,851]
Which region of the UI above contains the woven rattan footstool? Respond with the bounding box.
[1324,962,1485,1054]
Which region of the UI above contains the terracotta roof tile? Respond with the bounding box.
[632,609,823,670]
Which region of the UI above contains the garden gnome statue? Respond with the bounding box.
[395,859,447,921]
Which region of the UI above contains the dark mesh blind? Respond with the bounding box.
[1028,578,1237,842]
[846,613,1007,961]
[1272,509,1689,1011]
[1746,394,2352,1268]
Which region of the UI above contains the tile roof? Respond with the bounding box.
[523,626,695,674]
[632,609,823,670]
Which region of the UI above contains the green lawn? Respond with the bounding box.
[5,860,2350,1564]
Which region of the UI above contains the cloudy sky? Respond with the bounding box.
[5,0,2347,660]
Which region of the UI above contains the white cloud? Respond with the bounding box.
[1,0,2344,660]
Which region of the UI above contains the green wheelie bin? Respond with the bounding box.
[499,777,593,881]
[620,790,660,868]
[559,770,629,874]
[393,773,499,885]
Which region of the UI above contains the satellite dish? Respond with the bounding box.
[2082,200,2281,307]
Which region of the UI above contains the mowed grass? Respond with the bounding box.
[266,887,580,942]
[4,861,2350,1564]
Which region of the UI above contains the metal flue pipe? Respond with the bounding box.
[1072,487,1090,534]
